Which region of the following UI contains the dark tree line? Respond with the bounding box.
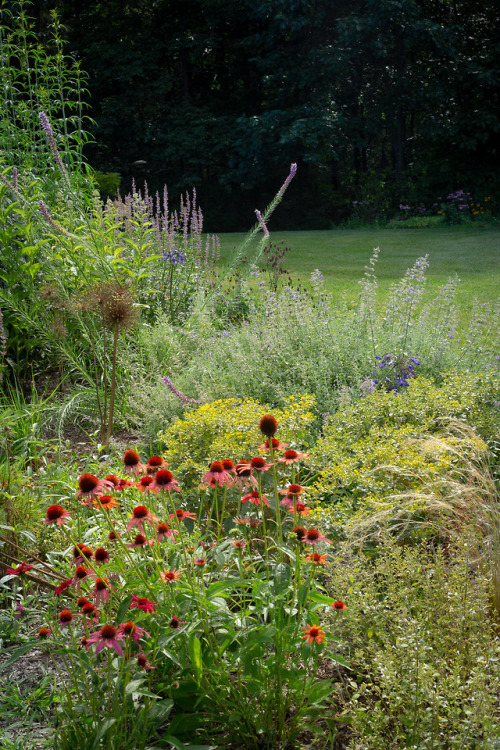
[34,0,500,229]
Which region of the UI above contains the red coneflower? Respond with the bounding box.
[241,491,270,507]
[38,627,51,638]
[291,526,307,542]
[77,596,90,608]
[73,543,94,562]
[250,456,272,472]
[202,461,234,487]
[126,505,158,534]
[288,501,311,517]
[156,522,176,542]
[146,455,167,473]
[93,578,110,606]
[130,595,158,614]
[150,469,180,493]
[279,449,309,465]
[45,504,71,527]
[193,558,206,567]
[259,437,288,452]
[302,624,326,644]
[6,562,33,575]
[304,553,328,565]
[259,414,278,437]
[332,600,347,611]
[304,528,332,545]
[86,624,124,655]
[137,476,155,492]
[54,578,72,597]
[116,478,133,490]
[77,473,114,505]
[169,615,184,630]
[122,449,146,477]
[94,548,110,564]
[93,494,119,509]
[160,569,181,582]
[108,530,119,542]
[58,609,74,628]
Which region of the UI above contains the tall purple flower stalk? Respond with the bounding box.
[162,375,197,404]
[38,111,69,183]
[38,201,71,236]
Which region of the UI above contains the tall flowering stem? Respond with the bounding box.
[38,110,70,186]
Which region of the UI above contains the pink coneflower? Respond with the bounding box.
[231,539,247,549]
[77,596,90,608]
[222,459,235,472]
[146,456,167,473]
[81,602,99,623]
[105,474,120,487]
[108,530,119,543]
[250,456,272,472]
[54,578,72,597]
[259,437,288,452]
[77,473,114,505]
[6,562,33,575]
[118,621,151,645]
[150,469,180,493]
[38,627,51,638]
[58,609,74,628]
[193,558,206,567]
[156,522,176,542]
[94,548,110,564]
[332,600,347,611]
[202,461,234,487]
[122,449,147,477]
[45,504,71,527]
[248,517,261,528]
[304,528,332,545]
[280,484,306,509]
[233,516,249,526]
[304,553,328,565]
[171,509,197,522]
[93,578,111,606]
[72,565,90,593]
[87,624,124,655]
[137,476,155,492]
[137,652,155,670]
[241,491,270,507]
[127,505,158,534]
[234,460,258,490]
[93,494,119,509]
[160,568,182,583]
[280,449,309,464]
[127,533,154,549]
[302,624,326,644]
[259,414,278,437]
[130,595,158,614]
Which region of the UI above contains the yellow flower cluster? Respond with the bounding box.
[158,393,316,486]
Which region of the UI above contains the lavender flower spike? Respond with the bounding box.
[255,209,270,237]
[277,162,298,199]
[38,201,71,236]
[162,375,198,404]
[38,111,69,181]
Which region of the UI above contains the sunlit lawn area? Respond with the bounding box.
[217,226,500,313]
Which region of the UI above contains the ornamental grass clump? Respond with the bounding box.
[1,416,347,749]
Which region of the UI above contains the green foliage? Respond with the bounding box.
[308,372,500,536]
[328,539,500,748]
[94,171,121,200]
[158,393,316,485]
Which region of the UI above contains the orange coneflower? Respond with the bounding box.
[160,569,182,582]
[304,553,328,566]
[302,624,326,644]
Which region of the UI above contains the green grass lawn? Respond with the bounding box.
[216,226,500,313]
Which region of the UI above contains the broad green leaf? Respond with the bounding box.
[188,633,203,687]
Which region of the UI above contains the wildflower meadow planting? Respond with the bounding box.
[1,5,500,749]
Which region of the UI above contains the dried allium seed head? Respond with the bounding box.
[100,282,137,331]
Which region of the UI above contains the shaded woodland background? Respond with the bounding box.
[27,0,500,229]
